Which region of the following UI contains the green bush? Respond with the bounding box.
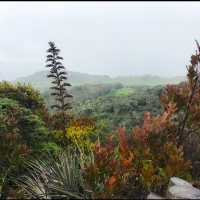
[0,97,49,151]
[0,81,48,120]
[0,82,54,198]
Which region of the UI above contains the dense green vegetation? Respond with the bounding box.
[41,83,163,134]
[71,85,163,131]
[0,82,61,198]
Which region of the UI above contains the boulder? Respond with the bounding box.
[167,177,200,199]
[169,177,193,187]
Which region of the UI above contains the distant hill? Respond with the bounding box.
[116,75,186,86]
[14,71,112,91]
[14,70,186,91]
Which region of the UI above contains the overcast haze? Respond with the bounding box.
[0,1,200,80]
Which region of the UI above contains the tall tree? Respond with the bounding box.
[46,41,73,133]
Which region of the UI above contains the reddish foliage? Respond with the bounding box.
[85,106,191,198]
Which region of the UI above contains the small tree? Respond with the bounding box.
[46,41,73,133]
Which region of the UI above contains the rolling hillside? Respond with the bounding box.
[14,70,186,92]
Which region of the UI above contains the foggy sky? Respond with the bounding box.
[0,1,200,80]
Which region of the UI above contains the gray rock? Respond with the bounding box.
[167,177,200,199]
[167,185,200,199]
[169,177,193,188]
[147,192,164,199]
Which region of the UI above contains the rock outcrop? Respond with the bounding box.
[147,177,200,199]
